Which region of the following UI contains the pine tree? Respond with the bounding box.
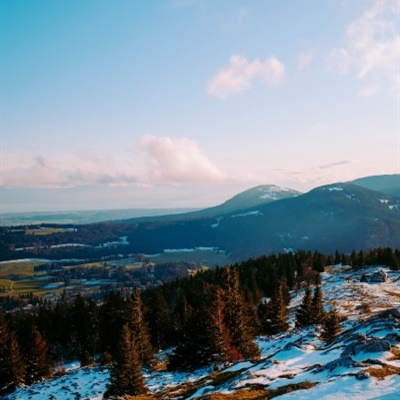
[259,280,289,335]
[145,288,172,350]
[311,284,325,324]
[99,290,126,355]
[295,284,313,328]
[222,267,260,360]
[0,312,25,392]
[168,307,214,371]
[106,323,148,397]
[321,308,341,344]
[208,287,238,365]
[24,325,51,385]
[125,289,155,367]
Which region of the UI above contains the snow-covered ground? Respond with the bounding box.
[6,265,400,400]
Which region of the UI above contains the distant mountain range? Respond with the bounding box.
[123,175,400,261]
[2,175,399,263]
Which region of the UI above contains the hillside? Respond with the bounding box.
[351,174,400,198]
[1,178,399,265]
[125,183,400,261]
[7,264,400,400]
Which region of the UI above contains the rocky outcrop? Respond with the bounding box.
[314,355,362,373]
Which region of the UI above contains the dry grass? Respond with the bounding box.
[203,382,317,400]
[152,362,168,372]
[203,389,270,400]
[388,346,400,361]
[384,289,400,299]
[367,364,400,379]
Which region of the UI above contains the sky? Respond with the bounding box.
[1,0,399,212]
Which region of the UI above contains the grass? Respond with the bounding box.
[367,364,400,379]
[383,289,400,299]
[25,227,73,235]
[202,382,318,399]
[0,260,46,279]
[388,346,400,361]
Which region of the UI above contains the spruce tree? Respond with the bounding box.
[99,290,126,355]
[24,325,51,385]
[106,323,148,397]
[145,288,172,350]
[208,287,238,365]
[260,280,289,335]
[311,284,325,324]
[125,289,155,367]
[321,308,341,344]
[168,307,214,371]
[295,284,313,328]
[0,312,25,392]
[222,267,260,360]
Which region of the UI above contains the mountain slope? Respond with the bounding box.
[125,183,400,261]
[197,184,301,217]
[8,265,400,400]
[351,174,400,198]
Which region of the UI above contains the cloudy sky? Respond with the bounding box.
[1,0,399,212]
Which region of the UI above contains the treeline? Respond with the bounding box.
[0,223,128,261]
[1,247,399,395]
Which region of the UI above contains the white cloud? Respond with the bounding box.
[297,50,314,70]
[207,54,285,99]
[1,136,225,188]
[138,135,224,183]
[328,0,399,96]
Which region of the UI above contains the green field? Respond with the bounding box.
[0,260,46,278]
[25,227,75,235]
[0,260,50,296]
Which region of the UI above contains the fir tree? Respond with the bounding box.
[222,267,260,360]
[106,323,148,397]
[259,280,289,335]
[168,307,214,371]
[99,290,126,355]
[145,288,172,350]
[208,288,238,365]
[0,312,25,392]
[321,308,341,344]
[311,284,325,324]
[295,284,313,328]
[24,325,51,385]
[125,289,155,367]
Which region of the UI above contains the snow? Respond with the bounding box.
[278,375,400,400]
[328,186,344,191]
[163,247,219,253]
[231,210,262,218]
[224,361,253,372]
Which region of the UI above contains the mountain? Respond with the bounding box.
[196,184,301,217]
[125,183,400,261]
[351,174,400,197]
[120,184,301,223]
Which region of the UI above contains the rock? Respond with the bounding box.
[356,370,370,380]
[359,340,391,353]
[342,339,391,357]
[314,355,362,373]
[284,342,296,350]
[383,333,400,344]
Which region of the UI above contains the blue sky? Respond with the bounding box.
[1,0,399,212]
